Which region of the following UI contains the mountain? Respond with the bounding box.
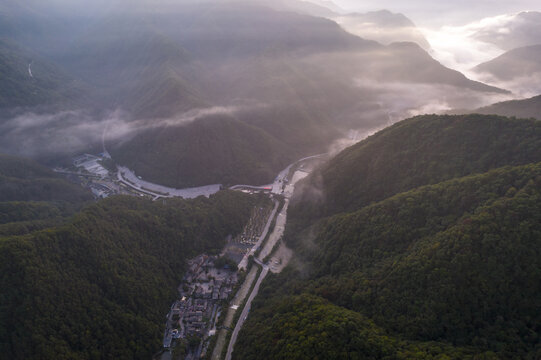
[260,0,337,18]
[472,11,541,51]
[0,157,259,359]
[236,163,541,359]
[233,114,541,359]
[263,4,431,50]
[108,39,507,188]
[307,0,344,14]
[110,113,296,188]
[474,44,541,80]
[370,42,504,92]
[0,154,92,203]
[0,153,261,359]
[476,94,541,120]
[53,17,207,118]
[0,0,508,189]
[0,39,88,110]
[110,106,339,188]
[291,114,540,221]
[0,154,92,236]
[336,10,431,50]
[146,3,378,60]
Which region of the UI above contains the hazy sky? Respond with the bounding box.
[333,0,541,27]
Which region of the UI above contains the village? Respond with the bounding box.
[160,199,275,359]
[162,254,239,357]
[57,152,320,360]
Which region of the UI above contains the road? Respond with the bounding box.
[229,184,272,191]
[271,153,327,195]
[223,155,323,359]
[230,153,327,195]
[117,166,221,199]
[102,124,221,200]
[225,264,269,360]
[102,120,326,202]
[210,266,259,360]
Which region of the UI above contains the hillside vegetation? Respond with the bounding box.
[110,106,338,187]
[0,154,261,359]
[0,191,258,359]
[476,94,541,120]
[0,39,86,110]
[0,154,92,203]
[234,114,541,359]
[291,114,541,222]
[110,114,294,187]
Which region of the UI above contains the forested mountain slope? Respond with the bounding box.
[0,154,259,359]
[234,114,541,359]
[110,114,300,188]
[0,39,87,110]
[0,154,92,202]
[0,191,258,359]
[476,94,541,120]
[291,114,541,222]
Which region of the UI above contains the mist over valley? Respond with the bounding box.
[1,1,541,359]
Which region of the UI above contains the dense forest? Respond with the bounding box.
[0,155,261,359]
[110,114,296,188]
[0,154,92,202]
[0,193,259,359]
[234,114,541,359]
[110,105,338,188]
[0,39,86,109]
[476,94,541,120]
[0,154,93,235]
[290,114,541,223]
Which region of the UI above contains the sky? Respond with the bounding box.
[333,0,541,27]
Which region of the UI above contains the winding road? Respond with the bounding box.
[224,156,319,360]
[225,262,269,360]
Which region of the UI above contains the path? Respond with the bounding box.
[225,264,269,360]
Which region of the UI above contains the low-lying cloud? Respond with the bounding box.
[473,72,541,99]
[0,105,257,159]
[354,80,512,117]
[421,15,515,74]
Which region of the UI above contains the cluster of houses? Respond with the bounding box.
[164,255,238,348]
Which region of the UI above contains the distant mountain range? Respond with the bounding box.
[476,94,541,120]
[0,0,509,187]
[335,10,432,50]
[474,44,541,81]
[308,0,344,14]
[276,2,432,50]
